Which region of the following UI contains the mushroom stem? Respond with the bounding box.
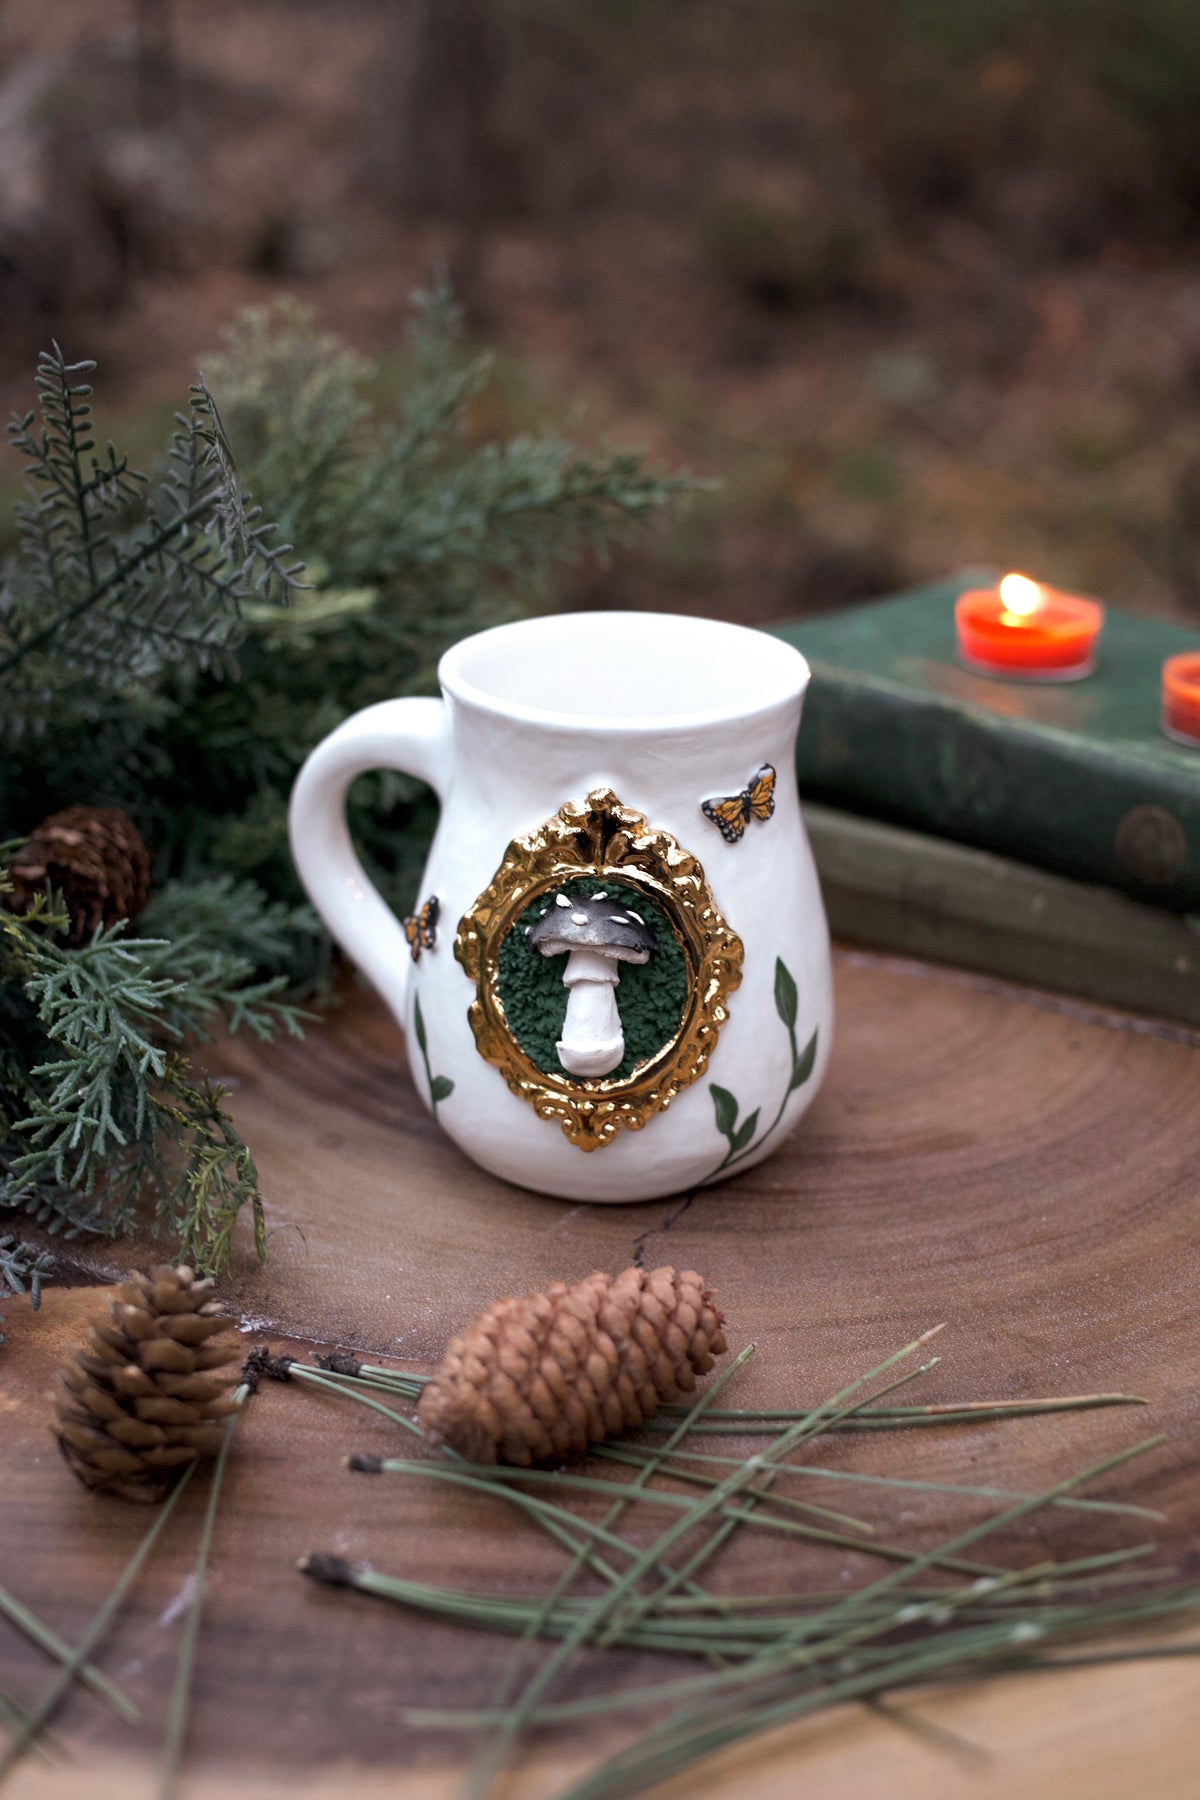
[557,947,625,1077]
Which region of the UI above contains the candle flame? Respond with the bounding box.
[998,573,1043,622]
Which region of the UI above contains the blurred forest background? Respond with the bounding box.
[3,0,1200,625]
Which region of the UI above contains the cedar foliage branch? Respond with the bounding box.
[0,289,688,1306]
[0,342,307,1291]
[0,826,307,1292]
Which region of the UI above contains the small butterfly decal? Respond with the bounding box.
[403,893,440,962]
[701,764,776,844]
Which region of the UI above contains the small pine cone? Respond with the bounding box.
[54,1266,240,1504]
[417,1265,728,1467]
[7,805,152,947]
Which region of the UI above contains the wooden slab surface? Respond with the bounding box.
[2,948,1199,1797]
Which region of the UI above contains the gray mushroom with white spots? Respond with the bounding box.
[527,891,656,1077]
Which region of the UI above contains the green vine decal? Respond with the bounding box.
[708,956,817,1177]
[412,994,454,1121]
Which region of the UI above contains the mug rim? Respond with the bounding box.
[438,609,810,733]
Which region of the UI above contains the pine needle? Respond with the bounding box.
[288,1363,426,1438]
[281,1335,1189,1800]
[646,1391,1147,1432]
[349,1458,717,1596]
[0,1464,196,1779]
[552,1578,1200,1800]
[596,1441,1165,1522]
[463,1344,760,1800]
[550,1435,1168,1800]
[0,1576,138,1722]
[589,1333,946,1651]
[158,1383,249,1800]
[0,1690,59,1766]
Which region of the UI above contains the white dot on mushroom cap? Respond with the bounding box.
[591,891,607,899]
[571,911,589,924]
[608,915,629,924]
[555,894,572,908]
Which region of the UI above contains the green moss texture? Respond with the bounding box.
[497,878,689,1082]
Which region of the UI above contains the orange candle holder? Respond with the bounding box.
[1162,651,1200,747]
[954,574,1104,682]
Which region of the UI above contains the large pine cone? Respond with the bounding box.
[417,1265,728,1466]
[55,1266,241,1503]
[6,805,152,947]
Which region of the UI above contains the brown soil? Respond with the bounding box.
[2,0,1199,626]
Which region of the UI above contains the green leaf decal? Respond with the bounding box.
[789,1027,818,1091]
[730,1109,760,1153]
[705,972,817,1181]
[411,993,452,1116]
[710,1085,739,1139]
[774,957,798,1031]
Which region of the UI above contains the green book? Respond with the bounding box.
[774,577,1200,911]
[806,803,1200,1028]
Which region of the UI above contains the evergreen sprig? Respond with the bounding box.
[0,290,689,939]
[0,350,301,719]
[0,1233,53,1344]
[211,283,689,597]
[168,284,696,920]
[1,873,304,1271]
[0,290,688,1299]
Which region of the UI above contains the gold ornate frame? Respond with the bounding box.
[454,789,744,1151]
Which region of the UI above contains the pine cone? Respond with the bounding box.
[7,805,152,947]
[417,1265,728,1466]
[54,1266,241,1503]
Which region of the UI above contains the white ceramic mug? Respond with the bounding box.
[289,610,832,1201]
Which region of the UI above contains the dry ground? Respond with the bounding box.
[2,0,1199,626]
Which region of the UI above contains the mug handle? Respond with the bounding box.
[288,697,450,1021]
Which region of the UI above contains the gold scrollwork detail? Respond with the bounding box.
[454,789,744,1151]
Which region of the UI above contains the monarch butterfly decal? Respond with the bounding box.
[701,763,776,844]
[403,893,440,962]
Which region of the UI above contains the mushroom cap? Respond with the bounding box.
[527,891,656,962]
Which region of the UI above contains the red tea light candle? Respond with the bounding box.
[1162,651,1200,747]
[955,573,1104,681]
